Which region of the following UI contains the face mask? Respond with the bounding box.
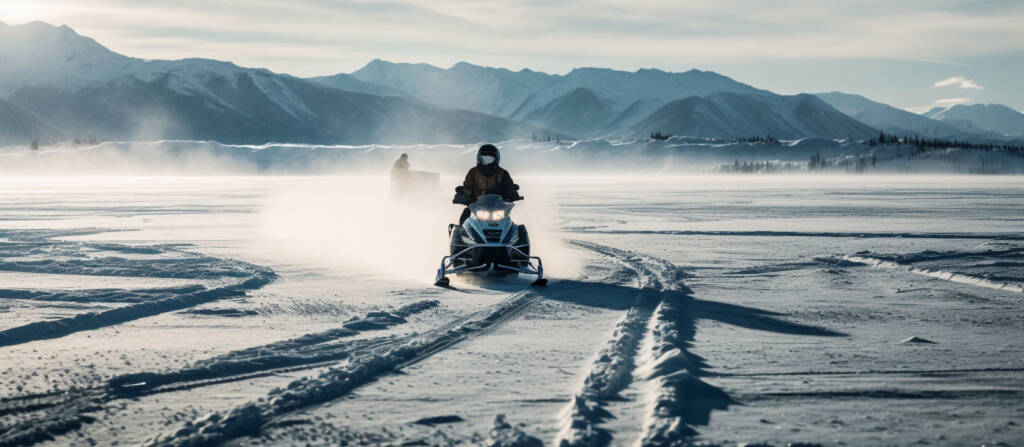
[479,155,496,165]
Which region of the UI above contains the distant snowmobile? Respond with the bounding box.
[389,153,440,199]
[434,188,546,287]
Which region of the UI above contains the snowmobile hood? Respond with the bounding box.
[469,194,514,213]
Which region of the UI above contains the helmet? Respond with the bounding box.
[476,144,500,167]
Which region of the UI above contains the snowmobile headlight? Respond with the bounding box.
[491,210,506,220]
[474,210,491,220]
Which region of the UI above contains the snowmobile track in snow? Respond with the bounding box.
[558,240,731,447]
[0,229,279,348]
[145,290,541,446]
[0,289,540,446]
[0,301,440,446]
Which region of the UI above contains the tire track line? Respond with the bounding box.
[144,290,541,447]
[560,240,732,447]
[0,300,440,446]
[556,241,681,446]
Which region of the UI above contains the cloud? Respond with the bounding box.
[933,76,983,90]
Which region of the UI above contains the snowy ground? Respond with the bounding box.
[0,174,1022,446]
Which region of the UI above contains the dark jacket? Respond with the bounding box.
[391,157,409,177]
[462,166,517,203]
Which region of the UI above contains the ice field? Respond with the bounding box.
[0,175,1022,446]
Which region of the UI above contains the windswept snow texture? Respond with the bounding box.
[842,247,1024,292]
[0,229,276,347]
[1,175,1023,447]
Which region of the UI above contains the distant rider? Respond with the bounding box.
[391,153,410,178]
[456,144,520,223]
[390,153,411,194]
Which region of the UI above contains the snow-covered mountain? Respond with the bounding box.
[306,73,407,98]
[0,21,552,145]
[0,97,62,146]
[25,20,1024,146]
[347,60,768,129]
[633,92,877,140]
[351,60,554,118]
[0,21,133,96]
[519,88,619,136]
[603,98,667,134]
[816,92,974,138]
[509,67,769,124]
[923,104,1024,137]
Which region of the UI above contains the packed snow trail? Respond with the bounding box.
[0,230,277,347]
[108,300,440,394]
[144,290,540,446]
[558,240,841,446]
[0,272,275,347]
[555,241,672,446]
[0,301,440,446]
[635,297,734,445]
[557,240,729,447]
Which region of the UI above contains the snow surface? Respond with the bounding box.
[1,175,1023,446]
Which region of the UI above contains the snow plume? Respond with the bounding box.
[255,176,450,282]
[933,76,983,90]
[254,175,581,284]
[0,141,264,175]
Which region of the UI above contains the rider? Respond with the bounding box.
[391,153,410,177]
[457,144,520,223]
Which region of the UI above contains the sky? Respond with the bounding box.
[2,0,1023,111]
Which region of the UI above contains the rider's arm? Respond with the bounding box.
[462,169,477,201]
[500,170,521,201]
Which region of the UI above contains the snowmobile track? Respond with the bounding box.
[0,301,440,446]
[0,291,534,447]
[0,229,280,348]
[557,240,694,446]
[146,290,541,446]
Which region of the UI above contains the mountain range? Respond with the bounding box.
[923,104,1024,137]
[0,96,62,146]
[0,21,551,145]
[1,20,1022,147]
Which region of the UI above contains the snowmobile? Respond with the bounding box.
[434,187,546,287]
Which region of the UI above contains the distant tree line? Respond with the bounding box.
[531,132,559,142]
[807,152,876,172]
[70,136,100,146]
[718,159,802,173]
[869,132,1024,155]
[733,135,779,144]
[648,132,780,143]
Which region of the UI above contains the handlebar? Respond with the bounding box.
[452,185,524,204]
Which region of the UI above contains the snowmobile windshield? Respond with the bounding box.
[469,194,513,221]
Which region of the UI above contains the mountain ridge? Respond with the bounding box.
[4,20,1022,147]
[0,21,557,145]
[923,103,1024,136]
